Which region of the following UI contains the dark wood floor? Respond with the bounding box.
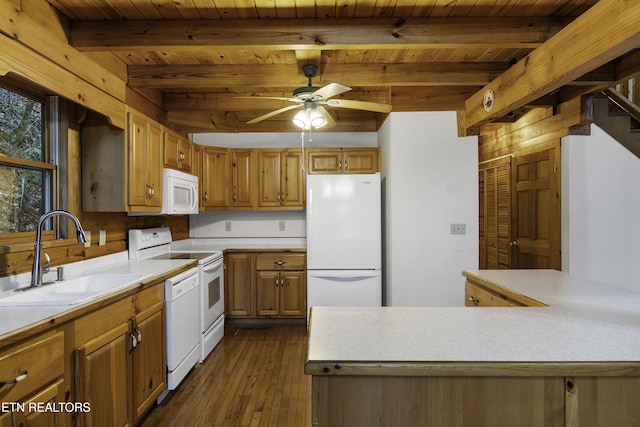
[139,326,312,427]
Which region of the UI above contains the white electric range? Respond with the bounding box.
[128,227,225,364]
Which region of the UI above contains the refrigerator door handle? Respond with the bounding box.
[308,272,380,282]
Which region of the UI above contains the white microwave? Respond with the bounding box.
[162,168,199,215]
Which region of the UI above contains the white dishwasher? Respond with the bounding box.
[160,266,201,402]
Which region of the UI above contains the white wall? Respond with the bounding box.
[562,124,640,291]
[380,112,479,307]
[190,210,306,238]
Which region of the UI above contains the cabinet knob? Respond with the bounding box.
[203,192,208,202]
[468,296,480,305]
[510,240,518,248]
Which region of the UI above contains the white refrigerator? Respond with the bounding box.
[306,173,382,318]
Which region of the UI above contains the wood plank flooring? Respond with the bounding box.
[139,326,312,427]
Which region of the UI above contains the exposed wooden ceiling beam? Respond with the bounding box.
[463,0,640,134]
[70,17,566,51]
[128,63,510,89]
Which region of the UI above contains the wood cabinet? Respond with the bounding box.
[128,109,163,211]
[81,108,163,212]
[306,148,380,174]
[224,253,253,317]
[201,147,231,209]
[0,330,66,427]
[73,283,165,426]
[255,253,306,318]
[225,251,306,323]
[464,279,545,307]
[257,149,305,209]
[231,149,256,209]
[163,131,192,172]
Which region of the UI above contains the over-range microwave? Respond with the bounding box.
[161,168,199,215]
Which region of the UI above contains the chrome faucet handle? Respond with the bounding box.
[43,253,51,274]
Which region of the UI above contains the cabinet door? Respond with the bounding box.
[256,271,280,316]
[192,144,203,211]
[343,149,379,173]
[225,253,253,317]
[163,131,180,169]
[178,137,192,172]
[202,147,231,209]
[146,122,164,208]
[280,150,305,207]
[18,379,65,427]
[132,306,165,422]
[128,111,148,207]
[280,271,305,317]
[232,149,255,208]
[258,150,281,207]
[306,150,342,174]
[76,323,132,427]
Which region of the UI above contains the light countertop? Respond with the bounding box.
[0,254,196,342]
[306,270,640,372]
[171,237,307,252]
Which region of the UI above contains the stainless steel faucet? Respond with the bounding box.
[31,210,87,287]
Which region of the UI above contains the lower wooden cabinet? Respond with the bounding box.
[225,251,306,322]
[73,283,166,426]
[465,279,545,307]
[0,330,67,427]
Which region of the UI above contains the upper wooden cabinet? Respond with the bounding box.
[231,149,256,209]
[306,148,380,174]
[128,110,163,211]
[164,131,192,172]
[82,108,164,212]
[258,149,305,209]
[201,146,231,209]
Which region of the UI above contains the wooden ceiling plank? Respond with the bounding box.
[69,16,566,51]
[463,0,640,134]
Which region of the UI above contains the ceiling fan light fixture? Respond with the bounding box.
[309,109,327,128]
[293,109,311,129]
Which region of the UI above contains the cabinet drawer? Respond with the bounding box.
[0,331,64,402]
[255,254,306,270]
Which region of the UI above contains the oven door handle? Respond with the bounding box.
[203,259,224,272]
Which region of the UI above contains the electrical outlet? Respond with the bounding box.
[450,223,467,235]
[83,230,91,248]
[99,229,106,246]
[279,221,286,232]
[225,221,232,232]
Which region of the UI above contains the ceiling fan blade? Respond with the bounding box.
[246,104,302,124]
[235,96,300,103]
[326,99,392,113]
[312,82,352,100]
[316,106,336,128]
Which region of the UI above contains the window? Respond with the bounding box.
[0,84,56,238]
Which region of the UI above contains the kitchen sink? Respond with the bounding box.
[0,274,151,306]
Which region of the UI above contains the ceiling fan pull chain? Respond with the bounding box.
[300,130,306,171]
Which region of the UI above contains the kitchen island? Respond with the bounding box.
[305,270,640,427]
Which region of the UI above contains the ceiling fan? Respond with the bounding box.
[238,64,392,129]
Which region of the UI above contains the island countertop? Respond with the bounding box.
[305,270,640,376]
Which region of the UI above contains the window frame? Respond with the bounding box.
[0,79,59,244]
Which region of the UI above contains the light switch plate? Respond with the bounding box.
[99,229,106,246]
[450,223,467,235]
[225,221,232,231]
[83,230,91,248]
